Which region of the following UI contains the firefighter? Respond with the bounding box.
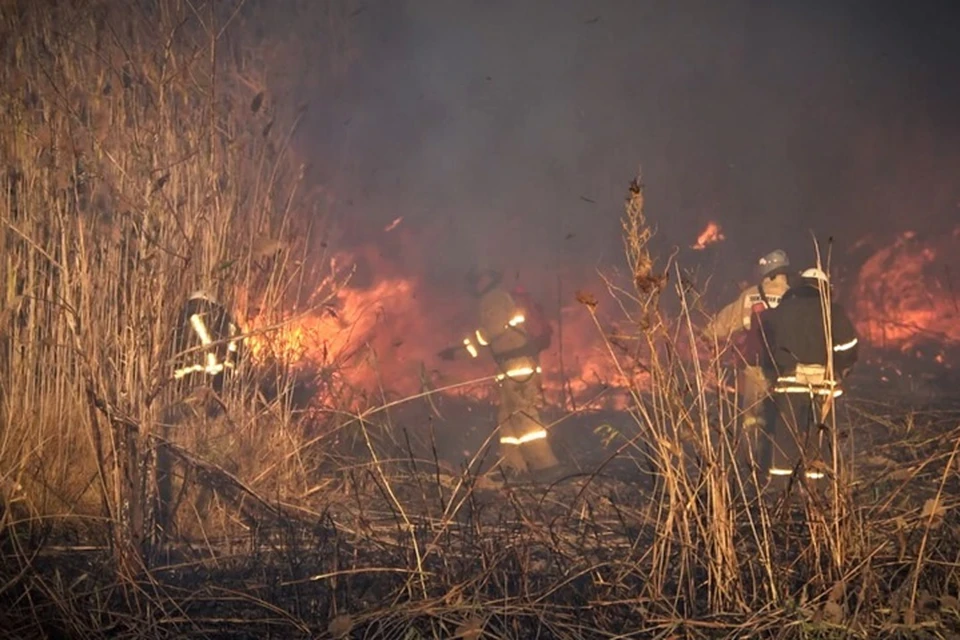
[171,290,242,392]
[757,267,859,488]
[439,269,560,477]
[704,249,792,437]
[157,289,243,537]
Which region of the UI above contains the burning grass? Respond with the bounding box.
[3,2,960,638]
[853,228,960,354]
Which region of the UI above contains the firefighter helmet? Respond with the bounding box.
[757,250,790,279]
[188,289,219,305]
[466,268,503,298]
[800,267,829,284]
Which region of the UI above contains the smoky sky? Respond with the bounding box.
[298,0,960,300]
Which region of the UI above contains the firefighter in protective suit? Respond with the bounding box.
[439,270,560,476]
[170,290,242,391]
[157,289,242,537]
[704,250,792,436]
[758,267,859,488]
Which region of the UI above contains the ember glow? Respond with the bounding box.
[852,227,960,356]
[691,221,726,250]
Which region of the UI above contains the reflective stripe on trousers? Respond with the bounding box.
[496,365,542,382]
[768,466,826,480]
[500,428,547,445]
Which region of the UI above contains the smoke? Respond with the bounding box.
[293,0,960,303]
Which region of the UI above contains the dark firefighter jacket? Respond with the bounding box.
[759,283,860,379]
[171,296,242,391]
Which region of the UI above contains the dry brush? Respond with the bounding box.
[0,0,347,574]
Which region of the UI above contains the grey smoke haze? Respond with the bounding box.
[298,0,960,301]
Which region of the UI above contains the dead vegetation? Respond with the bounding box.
[2,2,960,638]
[0,0,344,590]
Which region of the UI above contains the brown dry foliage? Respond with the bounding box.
[0,0,352,552]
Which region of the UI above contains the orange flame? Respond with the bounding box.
[243,244,642,410]
[692,221,725,250]
[853,228,960,356]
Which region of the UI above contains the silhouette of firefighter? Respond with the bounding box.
[757,267,859,489]
[170,291,242,390]
[439,269,560,476]
[157,289,243,537]
[704,249,792,455]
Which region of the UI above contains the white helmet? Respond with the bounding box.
[188,289,219,304]
[800,267,829,284]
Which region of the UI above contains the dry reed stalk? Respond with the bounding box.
[578,172,912,624]
[0,0,351,575]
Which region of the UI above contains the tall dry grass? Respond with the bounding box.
[0,0,349,569]
[582,178,888,616]
[577,175,958,633]
[581,176,769,614]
